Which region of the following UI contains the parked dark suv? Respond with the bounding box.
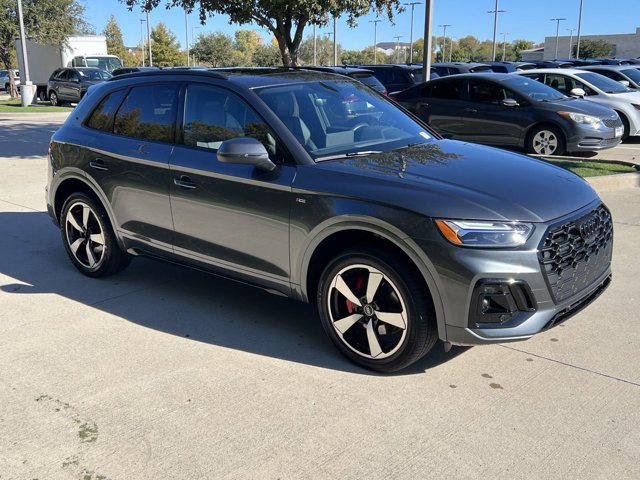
[355,64,424,94]
[46,68,613,372]
[48,67,111,106]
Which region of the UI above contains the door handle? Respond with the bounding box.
[174,176,197,190]
[89,159,108,171]
[463,107,478,113]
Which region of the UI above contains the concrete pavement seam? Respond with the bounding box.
[0,197,42,212]
[498,344,640,388]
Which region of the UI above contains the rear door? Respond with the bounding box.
[82,83,178,251]
[168,82,295,288]
[56,69,73,99]
[419,78,466,136]
[462,78,526,145]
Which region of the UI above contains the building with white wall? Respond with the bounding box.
[543,27,640,59]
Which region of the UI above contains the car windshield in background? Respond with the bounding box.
[621,68,640,84]
[410,69,424,82]
[575,72,631,93]
[503,76,566,101]
[255,80,432,160]
[78,69,112,80]
[84,57,123,72]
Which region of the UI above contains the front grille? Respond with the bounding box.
[602,117,623,128]
[538,205,613,304]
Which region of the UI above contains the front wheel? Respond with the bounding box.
[526,125,566,156]
[49,91,60,107]
[317,247,438,372]
[60,193,131,277]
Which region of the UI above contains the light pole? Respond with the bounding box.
[404,2,422,64]
[191,26,200,65]
[551,18,566,60]
[567,28,576,58]
[438,24,450,62]
[501,32,508,61]
[140,19,146,66]
[146,7,153,66]
[449,35,453,62]
[17,0,36,105]
[488,0,506,61]
[394,35,404,63]
[576,0,584,59]
[333,16,338,66]
[184,8,189,66]
[313,23,317,65]
[369,19,382,64]
[422,0,434,81]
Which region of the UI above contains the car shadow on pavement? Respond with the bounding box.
[0,210,467,375]
[0,119,61,158]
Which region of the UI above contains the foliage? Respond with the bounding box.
[298,34,341,65]
[123,0,403,66]
[151,22,184,66]
[511,39,534,61]
[192,32,236,66]
[103,15,137,66]
[252,43,281,66]
[573,39,614,59]
[0,0,91,97]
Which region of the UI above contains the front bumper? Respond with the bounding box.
[565,122,623,152]
[412,201,613,346]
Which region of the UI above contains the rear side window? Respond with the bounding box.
[468,80,507,104]
[429,79,464,100]
[114,84,179,143]
[86,89,127,132]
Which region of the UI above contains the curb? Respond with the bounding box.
[586,171,640,192]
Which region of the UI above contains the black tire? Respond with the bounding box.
[49,90,61,107]
[526,124,566,156]
[60,192,131,277]
[617,112,630,141]
[317,246,438,372]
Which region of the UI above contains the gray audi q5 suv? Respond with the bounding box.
[46,68,613,372]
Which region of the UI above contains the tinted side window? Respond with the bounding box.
[597,70,623,81]
[114,84,179,143]
[56,70,69,80]
[86,90,127,132]
[182,84,280,161]
[429,79,464,100]
[468,80,507,104]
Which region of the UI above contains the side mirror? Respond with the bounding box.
[570,87,586,97]
[502,98,519,107]
[217,137,276,172]
[619,80,630,87]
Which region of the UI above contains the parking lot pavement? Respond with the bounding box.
[1,113,639,480]
[591,137,640,165]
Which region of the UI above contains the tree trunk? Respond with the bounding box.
[7,70,18,99]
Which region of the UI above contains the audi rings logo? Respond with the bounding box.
[579,216,599,242]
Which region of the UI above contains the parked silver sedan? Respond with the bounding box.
[577,64,640,90]
[515,68,640,139]
[0,69,20,91]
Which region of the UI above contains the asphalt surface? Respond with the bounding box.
[0,113,639,480]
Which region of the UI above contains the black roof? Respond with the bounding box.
[106,66,352,89]
[427,72,512,82]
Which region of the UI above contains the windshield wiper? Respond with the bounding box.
[316,150,382,161]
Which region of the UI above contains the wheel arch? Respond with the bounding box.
[525,120,567,147]
[296,218,447,341]
[52,172,124,248]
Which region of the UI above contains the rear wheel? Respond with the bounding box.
[49,91,59,107]
[60,193,131,277]
[527,125,566,156]
[317,247,438,372]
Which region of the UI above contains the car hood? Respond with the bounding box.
[537,98,617,117]
[307,140,599,223]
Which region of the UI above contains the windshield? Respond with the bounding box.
[621,68,640,85]
[504,76,566,101]
[575,72,631,93]
[255,80,432,160]
[83,56,123,73]
[78,69,111,80]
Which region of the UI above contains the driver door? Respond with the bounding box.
[169,83,295,287]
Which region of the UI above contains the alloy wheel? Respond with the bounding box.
[327,264,408,359]
[65,201,106,269]
[532,130,558,155]
[50,92,58,106]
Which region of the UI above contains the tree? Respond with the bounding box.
[103,15,134,65]
[191,32,237,66]
[0,0,90,98]
[151,22,183,66]
[511,39,534,61]
[341,47,375,65]
[573,39,613,59]
[233,29,262,65]
[124,0,402,67]
[252,43,281,66]
[297,34,340,65]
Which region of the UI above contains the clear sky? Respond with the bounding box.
[82,0,640,50]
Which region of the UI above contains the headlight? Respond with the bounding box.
[558,111,603,126]
[435,220,534,248]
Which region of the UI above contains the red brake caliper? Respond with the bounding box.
[345,275,366,313]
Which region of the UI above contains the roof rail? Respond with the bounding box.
[107,68,227,81]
